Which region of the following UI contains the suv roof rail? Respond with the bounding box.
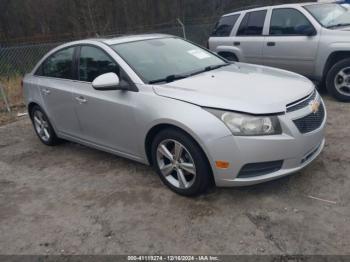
[227,4,265,14]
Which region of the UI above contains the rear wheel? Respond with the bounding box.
[219,52,238,62]
[30,105,60,146]
[326,58,350,102]
[151,128,212,197]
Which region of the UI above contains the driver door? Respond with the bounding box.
[71,45,138,155]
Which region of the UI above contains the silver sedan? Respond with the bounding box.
[23,34,326,196]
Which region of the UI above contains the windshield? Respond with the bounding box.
[112,38,227,84]
[305,3,350,28]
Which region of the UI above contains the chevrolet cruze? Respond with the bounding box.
[23,34,326,196]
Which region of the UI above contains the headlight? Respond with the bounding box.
[205,108,282,136]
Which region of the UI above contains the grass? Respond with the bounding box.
[0,74,24,108]
[0,75,26,125]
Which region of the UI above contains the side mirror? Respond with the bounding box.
[296,25,317,37]
[92,73,126,91]
[305,27,317,37]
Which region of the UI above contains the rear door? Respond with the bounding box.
[263,8,319,77]
[209,13,241,57]
[233,9,268,65]
[35,46,81,137]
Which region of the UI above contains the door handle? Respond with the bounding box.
[233,41,241,46]
[267,42,276,47]
[75,96,87,104]
[42,88,51,95]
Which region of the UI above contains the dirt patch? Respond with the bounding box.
[0,95,349,255]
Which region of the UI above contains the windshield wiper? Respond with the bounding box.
[185,63,230,77]
[148,63,230,84]
[149,74,190,84]
[327,23,350,28]
[204,63,230,72]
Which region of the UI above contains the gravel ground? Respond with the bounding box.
[0,95,349,255]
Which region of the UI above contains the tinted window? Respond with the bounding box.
[270,8,314,35]
[237,10,267,36]
[211,14,240,37]
[38,47,75,79]
[79,46,120,82]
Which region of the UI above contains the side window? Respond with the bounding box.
[237,10,267,36]
[79,46,120,82]
[211,14,240,37]
[270,8,315,35]
[37,47,75,79]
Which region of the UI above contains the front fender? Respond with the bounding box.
[135,93,232,170]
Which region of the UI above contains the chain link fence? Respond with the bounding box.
[0,23,214,112]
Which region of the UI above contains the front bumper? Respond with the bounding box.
[206,96,327,187]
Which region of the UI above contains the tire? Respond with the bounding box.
[151,128,212,197]
[326,58,350,102]
[30,105,61,146]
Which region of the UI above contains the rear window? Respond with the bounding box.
[237,10,267,36]
[211,14,240,37]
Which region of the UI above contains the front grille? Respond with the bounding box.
[287,90,316,113]
[237,160,284,178]
[293,103,325,134]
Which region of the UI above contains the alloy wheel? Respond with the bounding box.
[156,139,197,189]
[334,67,350,97]
[33,110,51,142]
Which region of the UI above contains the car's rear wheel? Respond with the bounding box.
[326,58,350,102]
[30,105,60,146]
[151,128,212,197]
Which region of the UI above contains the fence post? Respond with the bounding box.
[0,84,11,113]
[177,18,186,39]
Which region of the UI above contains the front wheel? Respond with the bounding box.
[151,128,212,197]
[326,58,350,102]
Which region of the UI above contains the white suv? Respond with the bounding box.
[208,2,350,102]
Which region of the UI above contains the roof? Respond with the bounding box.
[98,34,171,45]
[222,2,326,17]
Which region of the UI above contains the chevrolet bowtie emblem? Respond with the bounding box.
[309,100,320,114]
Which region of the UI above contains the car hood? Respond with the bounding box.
[152,63,314,114]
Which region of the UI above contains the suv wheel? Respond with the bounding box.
[326,58,350,102]
[219,52,238,62]
[151,128,212,197]
[30,105,61,146]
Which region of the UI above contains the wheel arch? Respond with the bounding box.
[144,123,215,185]
[217,51,238,62]
[144,123,214,175]
[323,51,350,80]
[28,101,41,119]
[215,46,242,61]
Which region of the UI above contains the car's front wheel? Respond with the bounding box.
[151,128,212,197]
[30,105,60,146]
[326,58,350,102]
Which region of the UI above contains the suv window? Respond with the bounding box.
[237,10,267,36]
[270,8,314,35]
[79,46,120,82]
[37,47,75,79]
[211,14,240,37]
